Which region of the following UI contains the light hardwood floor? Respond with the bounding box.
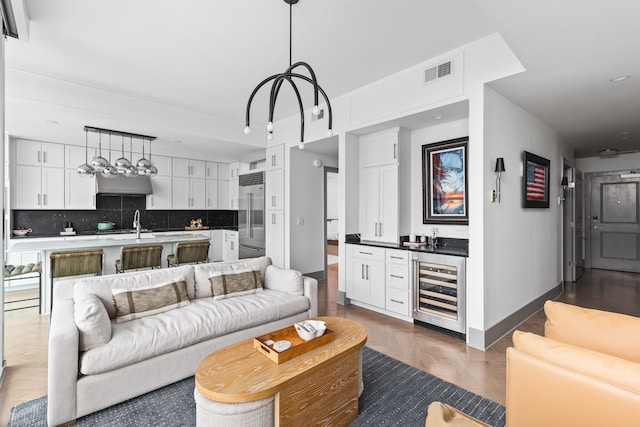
[1,267,639,425]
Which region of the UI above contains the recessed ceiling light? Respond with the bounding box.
[432,114,443,120]
[173,140,182,144]
[622,131,630,135]
[609,74,630,82]
[45,119,59,124]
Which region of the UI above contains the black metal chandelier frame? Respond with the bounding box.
[244,0,333,146]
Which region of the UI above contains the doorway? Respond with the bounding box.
[587,171,640,273]
[325,168,339,274]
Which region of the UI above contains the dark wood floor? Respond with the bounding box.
[1,266,639,424]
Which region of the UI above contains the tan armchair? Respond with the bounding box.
[426,301,640,427]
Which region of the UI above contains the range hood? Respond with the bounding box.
[96,174,153,195]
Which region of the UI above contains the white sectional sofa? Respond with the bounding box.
[47,256,318,426]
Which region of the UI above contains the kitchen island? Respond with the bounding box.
[7,231,222,314]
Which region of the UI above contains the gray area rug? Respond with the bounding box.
[9,347,505,426]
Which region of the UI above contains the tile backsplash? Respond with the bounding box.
[12,195,237,236]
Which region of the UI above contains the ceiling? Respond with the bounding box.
[4,1,640,161]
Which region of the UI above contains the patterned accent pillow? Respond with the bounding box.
[208,268,263,300]
[112,277,190,323]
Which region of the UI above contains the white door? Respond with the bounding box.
[190,178,206,209]
[147,175,173,209]
[65,169,96,209]
[172,176,190,209]
[378,164,398,243]
[206,179,219,209]
[360,167,380,241]
[14,165,42,209]
[41,168,65,209]
[589,173,640,272]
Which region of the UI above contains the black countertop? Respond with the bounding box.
[345,234,468,257]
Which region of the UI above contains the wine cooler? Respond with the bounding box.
[412,252,466,335]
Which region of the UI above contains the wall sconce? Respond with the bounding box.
[492,157,505,203]
[559,176,569,204]
[312,159,323,168]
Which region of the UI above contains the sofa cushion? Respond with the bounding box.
[193,256,271,298]
[264,265,303,296]
[78,289,310,375]
[112,278,190,323]
[74,265,195,319]
[74,294,112,351]
[209,269,263,300]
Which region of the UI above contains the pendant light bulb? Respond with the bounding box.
[312,105,320,116]
[244,126,251,135]
[298,142,305,150]
[327,129,333,137]
[115,135,132,172]
[91,131,109,172]
[267,122,274,132]
[267,132,273,141]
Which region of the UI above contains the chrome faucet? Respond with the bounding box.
[133,209,141,239]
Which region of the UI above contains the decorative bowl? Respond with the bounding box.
[13,228,32,236]
[294,320,327,341]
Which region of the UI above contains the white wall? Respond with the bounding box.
[410,119,470,239]
[482,86,572,332]
[289,145,338,274]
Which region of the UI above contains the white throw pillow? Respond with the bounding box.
[264,265,304,296]
[74,294,112,351]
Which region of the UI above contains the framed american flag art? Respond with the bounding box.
[522,151,550,208]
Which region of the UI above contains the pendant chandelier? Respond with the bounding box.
[244,0,333,150]
[77,126,158,178]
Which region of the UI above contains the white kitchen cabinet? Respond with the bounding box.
[385,249,411,316]
[265,210,285,267]
[65,169,96,209]
[228,162,240,180]
[14,166,65,209]
[265,169,284,210]
[218,163,229,181]
[210,230,223,261]
[172,177,206,209]
[359,127,400,168]
[360,164,398,243]
[206,162,219,179]
[222,230,239,261]
[65,145,96,168]
[266,144,285,170]
[206,179,219,209]
[172,158,205,179]
[147,175,173,209]
[228,178,239,210]
[149,155,172,176]
[16,139,65,167]
[218,180,230,209]
[346,244,385,308]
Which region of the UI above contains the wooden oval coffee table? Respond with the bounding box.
[195,316,367,427]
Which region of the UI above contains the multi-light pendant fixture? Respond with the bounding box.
[77,126,158,178]
[244,0,333,150]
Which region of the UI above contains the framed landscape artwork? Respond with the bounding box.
[522,151,550,208]
[422,137,469,224]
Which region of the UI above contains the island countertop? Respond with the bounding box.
[6,231,213,252]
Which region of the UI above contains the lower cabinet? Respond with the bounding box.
[385,249,411,316]
[346,244,412,319]
[346,245,385,309]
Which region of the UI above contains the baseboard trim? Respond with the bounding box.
[337,290,349,306]
[471,283,563,350]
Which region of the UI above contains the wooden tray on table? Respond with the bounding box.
[253,324,335,364]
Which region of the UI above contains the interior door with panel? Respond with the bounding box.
[589,173,640,273]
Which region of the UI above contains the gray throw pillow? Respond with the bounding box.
[74,293,112,351]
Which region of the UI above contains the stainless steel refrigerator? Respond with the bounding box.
[238,171,265,259]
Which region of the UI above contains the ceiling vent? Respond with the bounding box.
[424,60,452,84]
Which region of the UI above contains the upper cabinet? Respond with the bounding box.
[358,127,410,244]
[266,144,285,170]
[146,155,172,210]
[16,139,65,168]
[172,158,206,179]
[359,127,401,168]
